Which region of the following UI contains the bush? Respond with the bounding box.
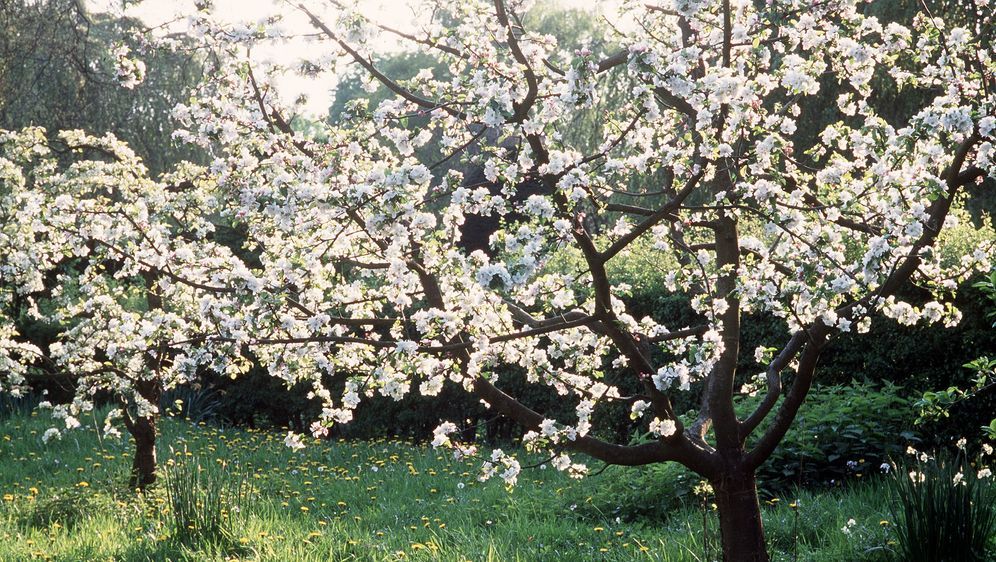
[741,381,918,493]
[0,392,39,421]
[887,449,996,562]
[160,385,221,424]
[568,461,698,523]
[209,367,319,431]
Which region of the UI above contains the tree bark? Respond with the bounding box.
[128,413,157,490]
[123,371,162,491]
[126,270,164,491]
[712,470,768,562]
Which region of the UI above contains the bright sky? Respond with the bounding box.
[89,0,623,116]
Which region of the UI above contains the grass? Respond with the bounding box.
[0,409,904,561]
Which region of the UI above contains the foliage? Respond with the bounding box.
[573,461,698,524]
[160,385,223,425]
[913,269,996,441]
[25,486,99,531]
[915,357,993,424]
[977,269,996,323]
[0,0,206,176]
[973,272,996,440]
[887,448,996,562]
[749,382,917,493]
[0,392,39,421]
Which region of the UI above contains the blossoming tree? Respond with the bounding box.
[0,128,248,488]
[3,0,995,558]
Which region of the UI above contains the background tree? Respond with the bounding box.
[0,0,205,177]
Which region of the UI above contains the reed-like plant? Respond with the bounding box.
[162,454,254,549]
[887,448,996,562]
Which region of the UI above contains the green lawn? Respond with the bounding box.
[0,410,898,561]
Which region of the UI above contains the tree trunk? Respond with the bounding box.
[712,471,768,562]
[128,414,157,490]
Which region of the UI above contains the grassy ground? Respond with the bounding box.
[0,410,900,561]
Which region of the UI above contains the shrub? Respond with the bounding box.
[569,460,697,523]
[822,278,996,445]
[0,392,39,421]
[209,367,319,431]
[160,385,222,424]
[742,381,918,493]
[887,449,996,562]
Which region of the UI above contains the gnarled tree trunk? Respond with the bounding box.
[128,412,157,489]
[123,377,162,490]
[712,470,768,562]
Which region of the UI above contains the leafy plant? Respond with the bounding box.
[741,381,918,493]
[0,392,39,421]
[160,385,221,424]
[916,270,996,441]
[887,450,996,562]
[973,269,996,325]
[570,460,697,523]
[972,271,996,439]
[916,357,995,425]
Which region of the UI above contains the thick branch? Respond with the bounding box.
[472,372,714,474]
[601,166,703,261]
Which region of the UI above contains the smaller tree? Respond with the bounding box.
[0,128,239,488]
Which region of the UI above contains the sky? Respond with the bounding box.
[88,0,622,116]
